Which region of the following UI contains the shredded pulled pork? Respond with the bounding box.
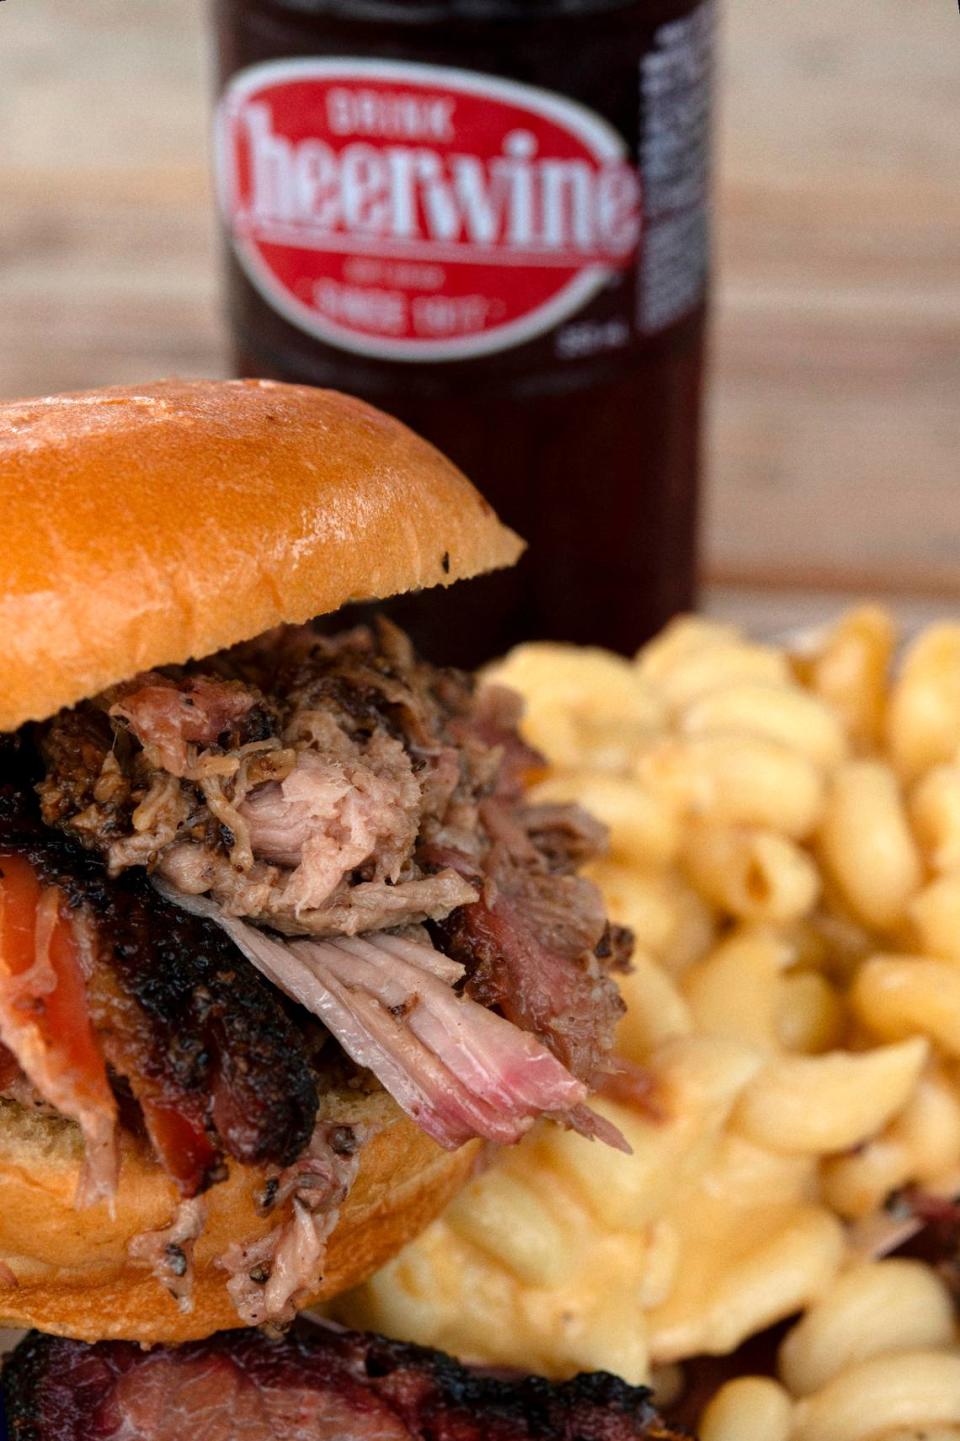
[162,886,621,1154]
[41,630,480,939]
[219,1119,371,1329]
[109,675,260,777]
[433,838,628,1084]
[129,1197,207,1312]
[239,742,479,925]
[38,621,626,1092]
[237,925,592,1148]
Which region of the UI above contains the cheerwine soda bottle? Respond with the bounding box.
[213,0,714,664]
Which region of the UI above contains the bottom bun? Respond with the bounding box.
[0,1089,481,1344]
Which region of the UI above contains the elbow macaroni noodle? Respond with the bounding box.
[339,608,960,1437]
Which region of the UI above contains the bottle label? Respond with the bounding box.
[637,1,713,334]
[215,58,642,361]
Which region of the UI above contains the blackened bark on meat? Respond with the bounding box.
[273,619,460,753]
[96,883,319,1175]
[0,779,317,1188]
[3,1323,692,1441]
[297,671,409,744]
[34,706,119,828]
[38,687,278,848]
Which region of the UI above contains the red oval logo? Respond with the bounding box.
[215,60,641,361]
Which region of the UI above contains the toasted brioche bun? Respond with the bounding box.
[0,378,523,734]
[0,1089,482,1344]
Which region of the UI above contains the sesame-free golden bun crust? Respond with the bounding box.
[0,1090,482,1344]
[0,378,524,734]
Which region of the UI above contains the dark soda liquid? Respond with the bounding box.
[215,0,711,667]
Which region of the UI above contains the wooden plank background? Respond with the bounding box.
[1,0,958,623]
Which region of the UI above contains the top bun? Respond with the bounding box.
[0,379,523,733]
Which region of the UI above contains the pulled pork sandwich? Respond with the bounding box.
[0,379,630,1346]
